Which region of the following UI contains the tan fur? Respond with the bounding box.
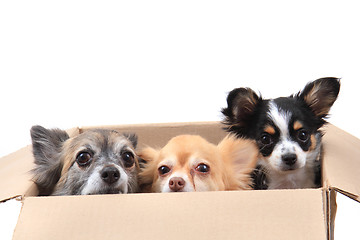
[139,134,258,192]
[293,121,303,131]
[303,83,337,117]
[309,134,317,151]
[264,125,276,135]
[218,134,259,190]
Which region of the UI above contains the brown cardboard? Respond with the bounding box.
[322,125,360,202]
[0,127,80,202]
[13,190,327,240]
[80,121,227,148]
[0,146,34,202]
[0,121,358,240]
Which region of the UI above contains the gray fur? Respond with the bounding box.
[123,132,138,148]
[30,125,69,196]
[30,125,139,196]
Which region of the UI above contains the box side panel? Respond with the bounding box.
[0,146,35,202]
[0,128,81,201]
[322,124,360,202]
[80,121,227,148]
[13,189,327,240]
[328,189,337,240]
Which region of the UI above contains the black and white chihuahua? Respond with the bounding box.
[31,125,139,195]
[222,77,340,189]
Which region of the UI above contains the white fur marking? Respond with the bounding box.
[161,172,195,193]
[81,165,129,195]
[268,101,291,138]
[259,101,323,189]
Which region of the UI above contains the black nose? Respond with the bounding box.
[282,153,297,166]
[101,166,120,185]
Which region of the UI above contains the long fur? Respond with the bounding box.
[218,134,259,190]
[138,134,258,192]
[222,77,340,189]
[31,125,69,196]
[31,125,139,196]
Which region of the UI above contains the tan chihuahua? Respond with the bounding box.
[139,134,258,193]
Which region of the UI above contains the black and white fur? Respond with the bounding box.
[222,77,340,189]
[31,125,139,196]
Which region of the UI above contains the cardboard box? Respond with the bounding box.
[0,122,359,240]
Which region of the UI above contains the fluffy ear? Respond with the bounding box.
[137,147,160,192]
[297,77,340,122]
[30,125,69,195]
[222,87,261,137]
[218,134,259,190]
[123,133,138,149]
[138,147,159,163]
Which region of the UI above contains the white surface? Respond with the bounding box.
[0,200,21,240]
[0,1,359,239]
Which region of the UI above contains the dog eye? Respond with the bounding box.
[121,151,135,168]
[158,166,171,176]
[195,164,210,173]
[297,129,309,142]
[260,133,272,145]
[76,151,93,166]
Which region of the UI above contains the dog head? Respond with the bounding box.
[138,134,258,192]
[31,125,139,195]
[222,77,340,173]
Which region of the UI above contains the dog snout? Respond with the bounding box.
[169,177,185,192]
[101,166,120,185]
[282,153,297,166]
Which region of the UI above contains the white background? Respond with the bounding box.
[0,1,359,239]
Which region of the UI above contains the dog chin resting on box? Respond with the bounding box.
[30,125,139,196]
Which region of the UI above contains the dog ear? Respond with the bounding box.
[123,133,138,149]
[297,77,340,122]
[218,134,259,190]
[137,147,159,166]
[138,147,159,192]
[222,87,261,137]
[30,125,69,195]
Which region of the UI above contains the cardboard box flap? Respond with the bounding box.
[80,121,227,148]
[0,146,34,202]
[322,124,360,202]
[13,189,327,240]
[0,127,80,202]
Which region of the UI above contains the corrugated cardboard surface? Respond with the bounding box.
[322,125,360,202]
[13,189,327,240]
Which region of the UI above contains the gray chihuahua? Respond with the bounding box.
[30,125,139,196]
